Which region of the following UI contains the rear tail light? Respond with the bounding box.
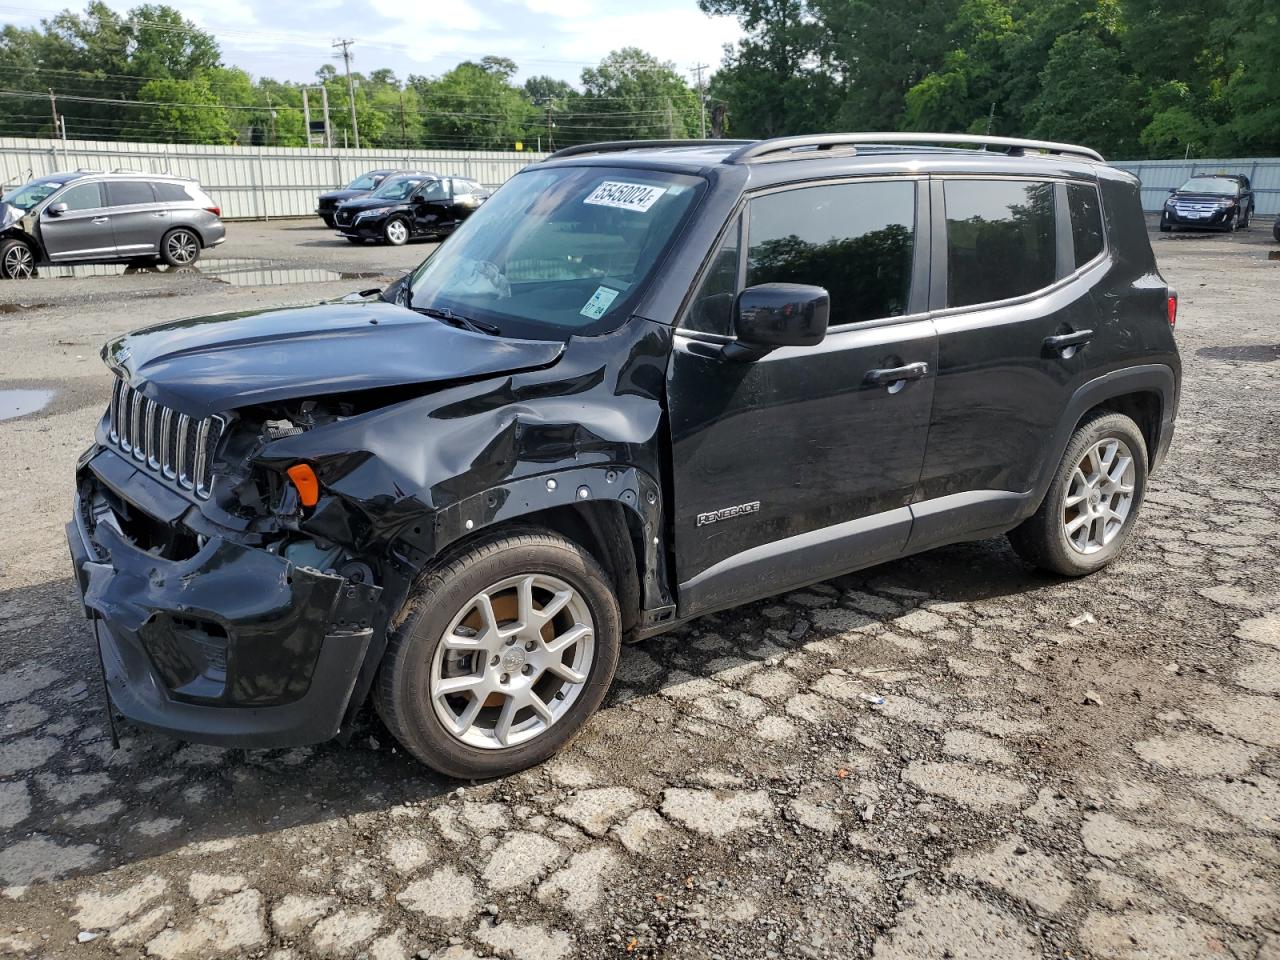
[204,206,221,217]
[1167,293,1178,329]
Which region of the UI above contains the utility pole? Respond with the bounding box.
[48,88,61,141]
[666,98,674,139]
[399,92,407,146]
[690,64,708,138]
[333,38,360,148]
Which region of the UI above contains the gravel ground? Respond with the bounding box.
[0,217,1276,960]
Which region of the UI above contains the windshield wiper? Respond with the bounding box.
[412,304,500,336]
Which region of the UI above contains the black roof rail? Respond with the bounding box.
[724,132,1105,164]
[544,139,754,161]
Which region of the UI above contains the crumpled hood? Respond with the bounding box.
[102,299,565,418]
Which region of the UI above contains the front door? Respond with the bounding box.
[411,179,453,236]
[104,180,164,258]
[667,177,936,616]
[39,181,114,261]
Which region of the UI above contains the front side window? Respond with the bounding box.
[1067,182,1105,269]
[56,182,104,211]
[407,166,703,339]
[683,215,740,335]
[417,180,448,201]
[944,179,1056,308]
[105,181,155,207]
[746,179,916,326]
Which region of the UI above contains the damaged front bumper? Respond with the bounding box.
[67,448,382,748]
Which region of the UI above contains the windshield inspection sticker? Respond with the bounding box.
[580,286,620,319]
[584,180,667,212]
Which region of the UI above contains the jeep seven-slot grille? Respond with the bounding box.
[107,378,225,499]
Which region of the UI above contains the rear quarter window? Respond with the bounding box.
[1067,182,1105,268]
[944,179,1056,308]
[153,182,192,203]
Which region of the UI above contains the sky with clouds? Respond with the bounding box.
[6,0,745,87]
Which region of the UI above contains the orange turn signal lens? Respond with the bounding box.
[286,463,320,508]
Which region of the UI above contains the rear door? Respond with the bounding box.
[104,180,164,257]
[911,176,1101,548]
[39,181,113,260]
[667,176,937,614]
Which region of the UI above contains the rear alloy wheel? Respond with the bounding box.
[383,216,410,246]
[0,239,36,279]
[376,530,621,778]
[1008,411,1148,577]
[160,228,200,267]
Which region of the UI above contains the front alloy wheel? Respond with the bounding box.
[431,574,595,749]
[0,239,36,279]
[376,529,621,778]
[383,217,409,246]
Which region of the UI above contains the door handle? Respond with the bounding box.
[91,216,110,224]
[151,211,168,218]
[1044,329,1093,353]
[865,361,929,386]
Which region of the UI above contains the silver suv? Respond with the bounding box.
[0,170,226,278]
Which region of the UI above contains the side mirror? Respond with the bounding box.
[46,202,68,217]
[726,283,829,360]
[1167,187,1177,194]
[412,195,427,205]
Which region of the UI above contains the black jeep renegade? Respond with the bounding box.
[68,133,1180,779]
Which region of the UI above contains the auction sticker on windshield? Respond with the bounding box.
[580,286,620,319]
[584,181,667,213]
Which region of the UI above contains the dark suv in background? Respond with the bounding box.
[1160,174,1254,231]
[334,173,489,245]
[315,169,400,227]
[0,171,224,278]
[69,133,1179,780]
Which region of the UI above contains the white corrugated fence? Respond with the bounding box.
[0,136,548,220]
[1110,157,1280,216]
[2,136,1276,220]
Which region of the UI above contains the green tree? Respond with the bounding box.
[574,48,701,144]
[410,59,535,149]
[124,76,235,142]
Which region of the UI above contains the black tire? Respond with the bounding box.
[159,227,201,267]
[1158,219,1171,233]
[1273,222,1280,244]
[1226,211,1238,233]
[382,216,410,246]
[1008,411,1149,577]
[321,215,336,228]
[375,529,622,779]
[0,238,36,279]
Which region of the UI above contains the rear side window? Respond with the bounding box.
[105,181,156,207]
[1067,183,1105,268]
[153,181,192,203]
[56,182,104,211]
[746,180,916,326]
[944,179,1056,308]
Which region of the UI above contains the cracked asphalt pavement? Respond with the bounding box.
[0,218,1277,959]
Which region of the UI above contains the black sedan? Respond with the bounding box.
[1160,174,1255,232]
[334,174,489,245]
[316,170,405,227]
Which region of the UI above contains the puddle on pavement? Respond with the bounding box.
[1197,344,1280,363]
[0,388,55,422]
[0,302,50,314]
[41,257,384,287]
